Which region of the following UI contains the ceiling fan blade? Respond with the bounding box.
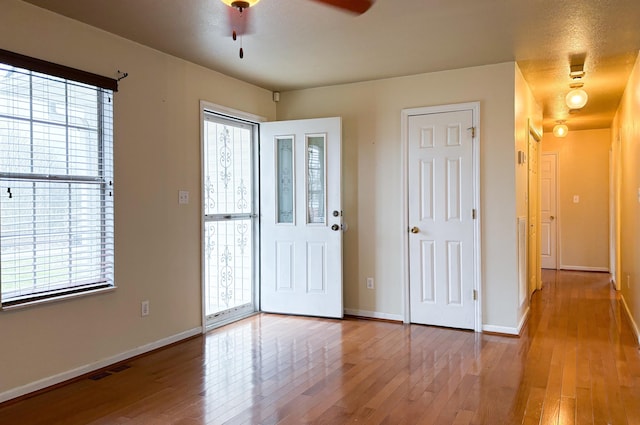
[309,0,373,14]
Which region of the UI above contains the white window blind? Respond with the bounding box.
[0,62,114,308]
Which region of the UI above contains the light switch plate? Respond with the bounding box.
[178,190,189,205]
[573,195,579,203]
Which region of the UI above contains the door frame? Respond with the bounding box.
[527,122,542,294]
[199,100,265,332]
[400,102,482,332]
[541,152,559,273]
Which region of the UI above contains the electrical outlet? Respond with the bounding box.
[366,277,374,289]
[141,300,149,317]
[178,190,189,205]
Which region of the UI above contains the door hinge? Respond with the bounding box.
[472,209,477,219]
[473,289,478,301]
[468,126,476,138]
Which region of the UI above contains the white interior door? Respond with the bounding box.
[407,108,476,330]
[260,117,343,318]
[541,153,557,269]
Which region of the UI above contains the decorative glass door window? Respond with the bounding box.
[306,135,326,224]
[202,112,256,325]
[276,137,294,224]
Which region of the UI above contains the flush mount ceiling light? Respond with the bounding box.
[553,121,568,138]
[566,88,588,109]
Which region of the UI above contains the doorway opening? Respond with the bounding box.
[201,105,261,330]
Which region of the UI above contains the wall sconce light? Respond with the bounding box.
[553,121,568,138]
[565,88,588,109]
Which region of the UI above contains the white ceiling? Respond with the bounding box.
[22,0,640,132]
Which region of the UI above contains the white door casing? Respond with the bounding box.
[260,117,343,318]
[403,104,479,331]
[540,153,557,269]
[527,125,541,297]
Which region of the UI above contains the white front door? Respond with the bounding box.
[260,117,343,318]
[541,153,557,269]
[407,107,477,330]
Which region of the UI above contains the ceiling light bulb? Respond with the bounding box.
[565,89,588,109]
[220,0,260,8]
[553,124,568,138]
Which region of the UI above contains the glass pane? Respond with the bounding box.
[31,73,67,125]
[203,120,252,215]
[203,219,253,314]
[0,180,107,300]
[277,137,294,224]
[0,118,31,174]
[307,135,326,224]
[0,65,31,120]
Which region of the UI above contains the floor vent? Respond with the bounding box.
[88,364,130,381]
[108,364,131,373]
[88,371,112,381]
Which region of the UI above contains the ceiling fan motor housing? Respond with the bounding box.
[231,1,251,9]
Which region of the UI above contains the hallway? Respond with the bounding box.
[0,271,638,424]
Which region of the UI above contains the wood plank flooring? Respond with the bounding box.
[1,270,639,424]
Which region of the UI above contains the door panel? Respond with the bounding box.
[541,154,557,269]
[408,109,475,330]
[260,117,342,318]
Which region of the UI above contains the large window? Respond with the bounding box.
[0,51,116,308]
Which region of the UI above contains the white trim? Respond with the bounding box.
[400,102,482,332]
[482,324,519,335]
[559,265,609,272]
[344,308,403,322]
[518,306,530,334]
[199,100,262,332]
[621,294,640,345]
[540,152,559,274]
[200,100,266,123]
[205,311,258,332]
[0,327,202,404]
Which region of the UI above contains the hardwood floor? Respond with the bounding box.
[1,270,639,424]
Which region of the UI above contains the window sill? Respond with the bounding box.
[1,285,116,312]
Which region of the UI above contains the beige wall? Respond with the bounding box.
[542,129,610,270]
[0,0,275,397]
[612,51,640,340]
[0,1,540,398]
[276,62,522,330]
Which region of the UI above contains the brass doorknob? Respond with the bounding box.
[550,216,555,220]
[410,227,419,234]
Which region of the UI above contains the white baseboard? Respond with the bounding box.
[517,306,530,334]
[344,308,403,322]
[0,326,202,404]
[560,265,609,272]
[620,295,640,345]
[482,324,520,335]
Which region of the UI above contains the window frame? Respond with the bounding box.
[0,50,117,310]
